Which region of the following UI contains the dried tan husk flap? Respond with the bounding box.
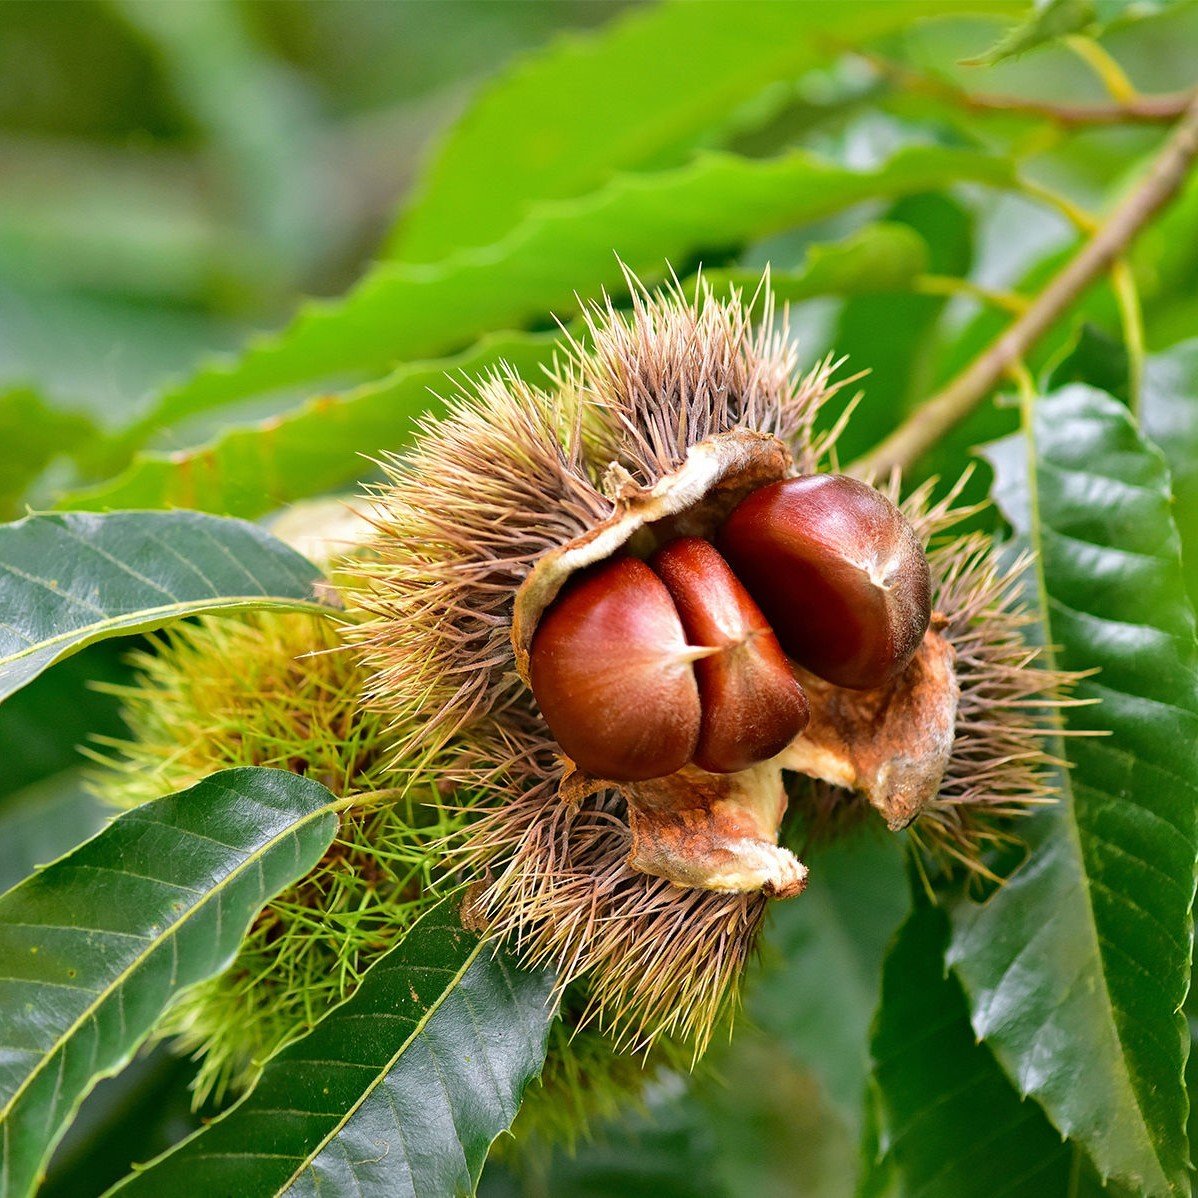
[511,428,792,682]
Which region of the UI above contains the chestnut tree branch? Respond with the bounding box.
[853,94,1198,479]
[866,54,1194,127]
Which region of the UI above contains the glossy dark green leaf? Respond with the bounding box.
[950,389,1198,1195]
[59,332,557,517]
[0,509,328,702]
[867,903,1072,1197]
[127,146,1016,444]
[1141,339,1198,605]
[0,767,342,1198]
[108,900,555,1198]
[388,0,1017,262]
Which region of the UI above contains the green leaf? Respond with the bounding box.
[58,332,558,518]
[67,225,931,519]
[700,221,931,306]
[0,509,328,702]
[867,903,1073,1196]
[966,0,1098,63]
[0,772,107,895]
[125,146,1016,447]
[0,389,94,520]
[388,0,1017,262]
[108,900,555,1198]
[0,766,342,1198]
[965,0,1172,64]
[1141,340,1198,605]
[950,389,1198,1195]
[751,831,910,1124]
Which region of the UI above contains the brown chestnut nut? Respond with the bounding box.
[528,556,703,781]
[651,538,809,774]
[718,475,931,690]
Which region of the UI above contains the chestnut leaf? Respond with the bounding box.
[106,900,555,1198]
[0,510,329,702]
[0,767,343,1198]
[57,332,558,518]
[951,388,1198,1196]
[386,0,1006,262]
[864,903,1075,1197]
[125,144,1016,450]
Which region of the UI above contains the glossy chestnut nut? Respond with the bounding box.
[718,475,931,690]
[651,538,809,774]
[528,556,702,781]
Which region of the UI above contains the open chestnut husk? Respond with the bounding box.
[347,276,1079,1051]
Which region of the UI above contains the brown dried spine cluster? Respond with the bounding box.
[347,278,1077,1049]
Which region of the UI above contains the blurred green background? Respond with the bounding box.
[0,0,625,425]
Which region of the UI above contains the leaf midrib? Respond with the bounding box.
[0,596,330,668]
[0,792,343,1127]
[277,918,487,1193]
[1022,405,1172,1192]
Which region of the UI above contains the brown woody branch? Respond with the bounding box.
[853,94,1198,480]
[867,55,1196,127]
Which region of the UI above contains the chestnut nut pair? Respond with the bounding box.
[529,474,933,782]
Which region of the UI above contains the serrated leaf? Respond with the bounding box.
[389,0,1016,262]
[866,903,1073,1197]
[966,0,1098,64]
[68,225,930,519]
[125,146,1016,447]
[0,510,328,702]
[701,221,930,306]
[965,0,1172,64]
[107,900,554,1198]
[950,389,1198,1195]
[0,767,342,1198]
[58,333,558,518]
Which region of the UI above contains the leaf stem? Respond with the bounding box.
[853,95,1198,479]
[1110,258,1146,415]
[913,274,1030,316]
[1064,35,1140,103]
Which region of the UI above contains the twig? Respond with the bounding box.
[853,94,1198,479]
[866,54,1194,127]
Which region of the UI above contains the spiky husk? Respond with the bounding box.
[91,613,465,1104]
[92,611,671,1145]
[347,275,1078,1053]
[789,474,1080,874]
[899,479,1078,873]
[347,281,840,1050]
